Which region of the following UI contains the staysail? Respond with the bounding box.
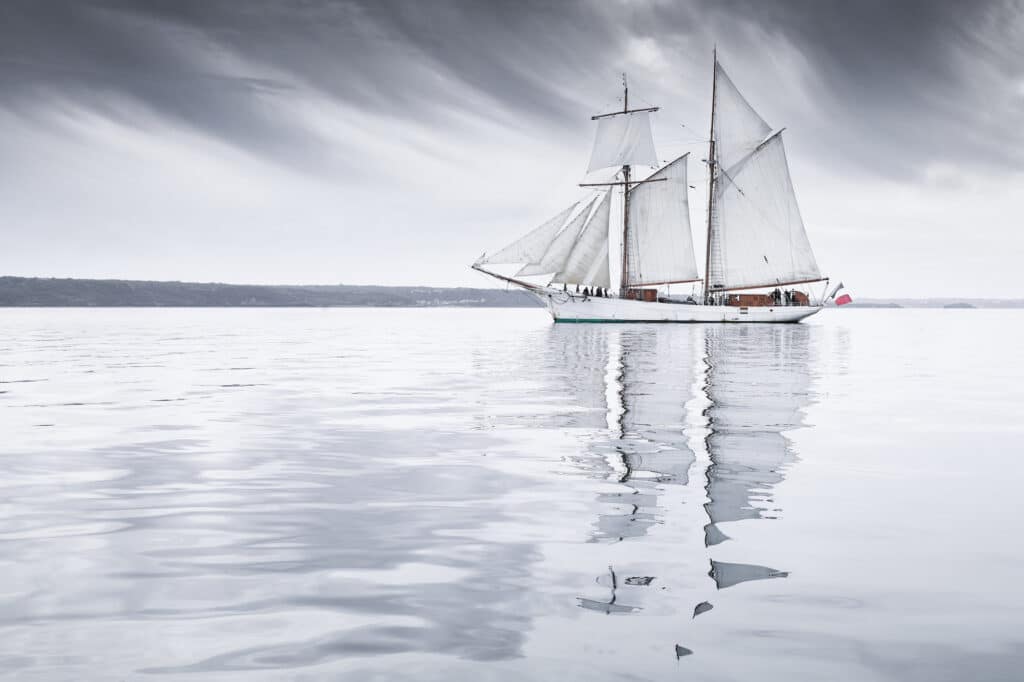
[625,154,699,286]
[556,189,612,288]
[707,61,821,291]
[587,112,658,173]
[479,202,578,266]
[517,196,598,276]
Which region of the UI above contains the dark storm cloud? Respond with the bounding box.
[1,0,1020,176]
[121,0,618,130]
[693,0,1024,175]
[0,2,338,170]
[0,0,616,172]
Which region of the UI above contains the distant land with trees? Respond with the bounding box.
[0,276,538,307]
[0,276,1020,308]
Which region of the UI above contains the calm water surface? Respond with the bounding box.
[1,308,1021,680]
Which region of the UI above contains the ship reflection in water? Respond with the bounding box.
[568,324,812,638]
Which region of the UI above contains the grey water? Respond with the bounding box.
[1,308,1021,681]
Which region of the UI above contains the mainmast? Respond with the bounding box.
[703,48,718,303]
[620,73,631,296]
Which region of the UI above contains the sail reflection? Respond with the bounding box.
[702,324,813,589]
[555,323,813,620]
[588,326,700,542]
[550,325,702,615]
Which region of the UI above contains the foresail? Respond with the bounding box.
[517,196,597,276]
[714,62,772,174]
[587,112,658,173]
[709,133,820,291]
[626,154,699,286]
[480,202,578,265]
[556,190,612,288]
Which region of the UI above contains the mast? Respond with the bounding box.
[579,76,663,292]
[703,48,718,303]
[620,73,631,296]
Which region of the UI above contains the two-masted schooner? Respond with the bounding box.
[472,53,829,323]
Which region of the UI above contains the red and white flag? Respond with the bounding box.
[829,282,852,306]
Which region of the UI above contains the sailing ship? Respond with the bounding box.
[472,52,830,323]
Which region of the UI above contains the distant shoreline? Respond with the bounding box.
[1,276,1020,308]
[0,276,541,308]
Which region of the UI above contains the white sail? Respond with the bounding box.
[583,241,612,289]
[709,133,821,291]
[556,190,612,288]
[625,154,699,286]
[517,196,597,276]
[480,202,578,265]
[714,62,772,174]
[587,112,658,173]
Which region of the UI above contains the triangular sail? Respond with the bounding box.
[479,202,578,265]
[517,196,598,276]
[713,62,772,174]
[556,190,612,288]
[587,112,658,173]
[707,61,820,291]
[709,133,820,290]
[625,154,699,286]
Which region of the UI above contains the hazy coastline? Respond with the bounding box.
[0,276,539,308]
[1,276,1019,308]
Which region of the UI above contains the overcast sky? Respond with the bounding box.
[1,0,1022,297]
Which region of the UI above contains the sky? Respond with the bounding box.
[1,0,1022,297]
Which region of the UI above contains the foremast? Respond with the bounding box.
[578,74,662,297]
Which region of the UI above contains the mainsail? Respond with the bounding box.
[479,202,578,266]
[706,61,821,291]
[625,154,699,286]
[518,196,598,276]
[556,189,612,288]
[587,111,658,173]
